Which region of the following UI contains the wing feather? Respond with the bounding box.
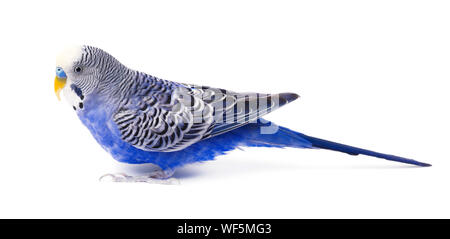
[113,79,298,152]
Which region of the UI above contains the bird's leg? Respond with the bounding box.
[99,168,179,184]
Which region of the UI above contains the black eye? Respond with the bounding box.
[74,66,82,73]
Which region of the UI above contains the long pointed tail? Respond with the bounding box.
[297,133,431,167]
[233,120,431,167]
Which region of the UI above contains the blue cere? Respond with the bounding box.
[56,67,67,78]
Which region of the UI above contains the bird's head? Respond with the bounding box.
[54,45,124,106]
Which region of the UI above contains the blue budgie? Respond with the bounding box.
[54,46,431,181]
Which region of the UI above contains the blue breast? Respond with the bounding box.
[76,96,240,170]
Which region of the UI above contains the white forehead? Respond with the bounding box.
[56,45,84,69]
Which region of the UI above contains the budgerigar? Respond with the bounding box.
[54,46,430,181]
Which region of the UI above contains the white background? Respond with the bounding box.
[0,0,448,218]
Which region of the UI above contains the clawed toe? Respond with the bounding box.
[99,173,131,182]
[99,172,179,185]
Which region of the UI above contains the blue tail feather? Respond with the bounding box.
[232,119,431,167]
[296,133,431,167]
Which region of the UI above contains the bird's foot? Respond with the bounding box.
[99,169,179,185]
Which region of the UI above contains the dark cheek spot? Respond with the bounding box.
[70,84,84,99]
[73,106,76,111]
[79,102,84,109]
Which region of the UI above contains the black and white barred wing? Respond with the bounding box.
[113,83,298,152]
[113,92,214,152]
[180,84,299,139]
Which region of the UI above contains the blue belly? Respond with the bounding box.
[76,102,239,170]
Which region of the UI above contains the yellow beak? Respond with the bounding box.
[54,76,67,101]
